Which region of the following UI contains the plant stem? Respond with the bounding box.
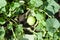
[12,28,17,40]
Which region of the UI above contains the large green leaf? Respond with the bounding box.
[46,18,60,36]
[0,0,7,8]
[46,18,60,29]
[46,0,60,15]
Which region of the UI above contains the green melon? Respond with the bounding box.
[27,16,36,25]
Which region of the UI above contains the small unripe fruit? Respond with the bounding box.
[27,16,36,25]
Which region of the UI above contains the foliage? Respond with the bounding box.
[0,0,60,40]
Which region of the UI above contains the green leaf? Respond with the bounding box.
[15,24,23,33]
[35,23,41,32]
[57,31,60,37]
[35,20,46,32]
[46,5,54,15]
[15,24,23,39]
[0,0,7,8]
[46,18,60,36]
[31,10,36,16]
[53,34,58,40]
[30,0,43,7]
[35,32,43,40]
[46,0,60,15]
[46,18,60,29]
[24,34,34,40]
[48,31,53,37]
[10,2,20,11]
[7,22,13,30]
[35,12,45,20]
[1,7,6,12]
[41,20,46,26]
[0,27,5,40]
[0,18,5,25]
